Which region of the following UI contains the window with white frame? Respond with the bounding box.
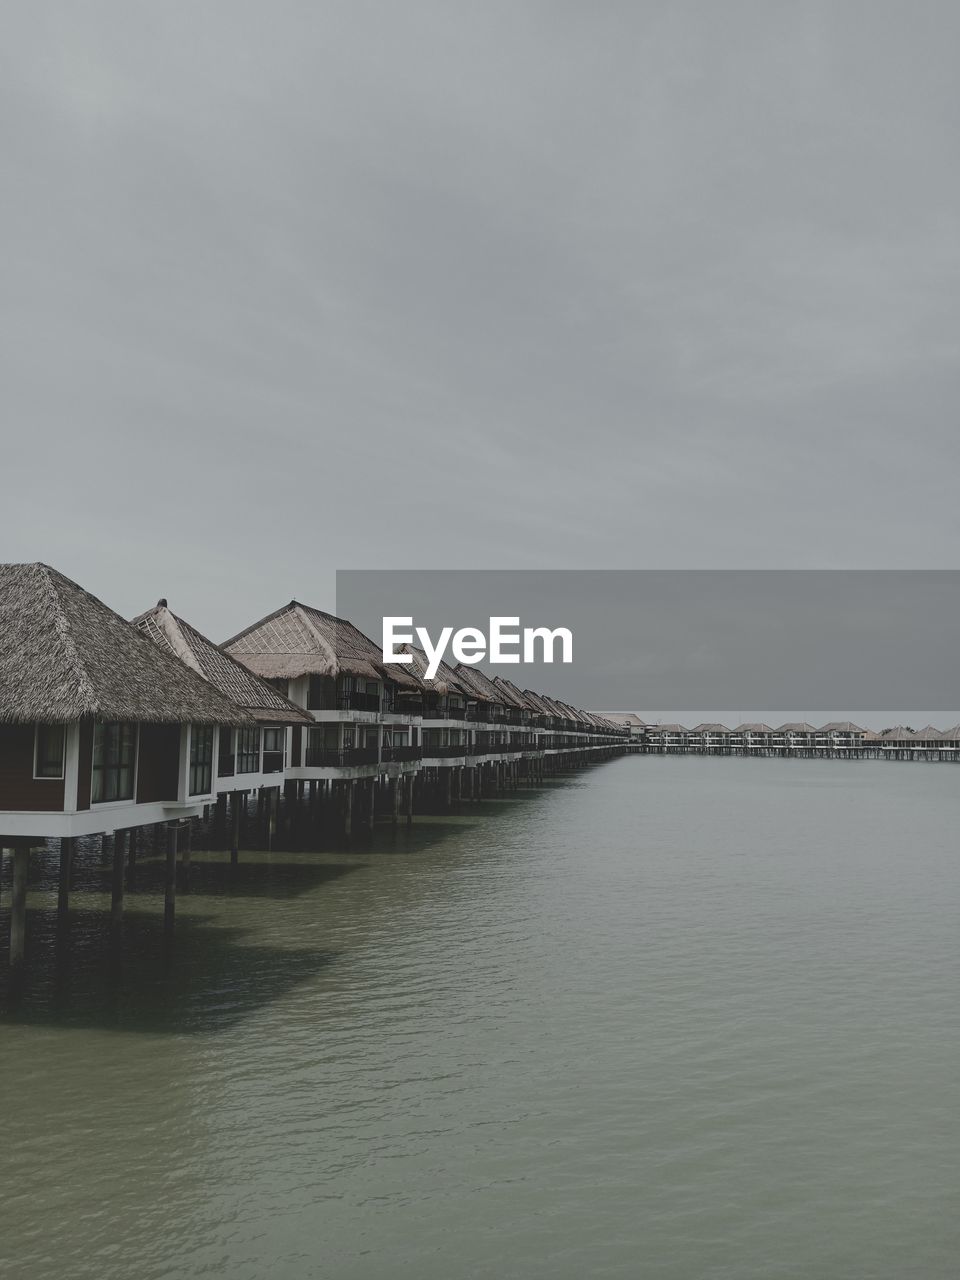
[92,722,137,803]
[236,727,261,775]
[189,726,214,795]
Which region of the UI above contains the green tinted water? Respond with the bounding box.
[2,757,958,1278]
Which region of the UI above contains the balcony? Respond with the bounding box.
[381,745,421,763]
[422,744,469,758]
[387,700,423,718]
[336,692,381,713]
[304,747,380,767]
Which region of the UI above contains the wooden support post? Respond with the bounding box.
[215,792,227,847]
[230,792,241,866]
[368,778,376,831]
[10,847,29,968]
[267,787,277,851]
[127,826,138,870]
[406,773,414,825]
[164,824,177,933]
[180,821,192,893]
[392,777,401,824]
[344,782,353,839]
[111,832,125,929]
[58,837,74,916]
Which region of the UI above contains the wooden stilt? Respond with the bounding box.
[57,837,73,916]
[111,832,125,929]
[10,847,29,968]
[230,792,241,866]
[181,821,192,893]
[344,782,353,839]
[164,824,177,932]
[406,773,414,825]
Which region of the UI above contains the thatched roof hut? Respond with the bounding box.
[819,721,865,734]
[0,563,250,726]
[598,712,647,728]
[490,676,530,711]
[388,644,463,696]
[223,600,421,690]
[521,689,553,718]
[879,725,917,741]
[452,663,507,707]
[133,601,312,726]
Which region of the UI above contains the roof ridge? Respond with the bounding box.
[157,608,204,675]
[293,603,339,666]
[39,564,97,715]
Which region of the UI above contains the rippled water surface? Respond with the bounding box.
[2,756,959,1278]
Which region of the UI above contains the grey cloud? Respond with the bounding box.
[1,1,958,640]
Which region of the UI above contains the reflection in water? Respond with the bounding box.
[2,762,960,1279]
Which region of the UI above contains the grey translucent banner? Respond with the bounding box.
[335,570,959,714]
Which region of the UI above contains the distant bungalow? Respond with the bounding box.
[132,599,312,794]
[222,599,427,831]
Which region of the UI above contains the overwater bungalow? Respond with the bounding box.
[223,600,422,778]
[0,564,251,963]
[776,723,818,753]
[133,600,312,796]
[735,724,774,755]
[0,564,250,845]
[222,600,425,831]
[598,713,647,746]
[645,724,689,753]
[390,645,470,765]
[691,723,732,754]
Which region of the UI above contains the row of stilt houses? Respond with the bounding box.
[0,564,626,969]
[603,713,960,760]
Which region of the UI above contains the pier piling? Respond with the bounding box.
[57,837,74,917]
[10,847,29,968]
[164,824,178,933]
[111,833,125,929]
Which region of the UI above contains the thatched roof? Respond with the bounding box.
[736,723,773,733]
[819,721,865,733]
[914,725,944,739]
[223,600,421,690]
[521,689,553,717]
[490,676,531,711]
[452,663,507,706]
[598,712,647,727]
[0,563,251,726]
[134,602,312,726]
[777,722,817,733]
[691,722,730,733]
[390,644,463,696]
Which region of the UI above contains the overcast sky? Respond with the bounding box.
[3,2,959,641]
